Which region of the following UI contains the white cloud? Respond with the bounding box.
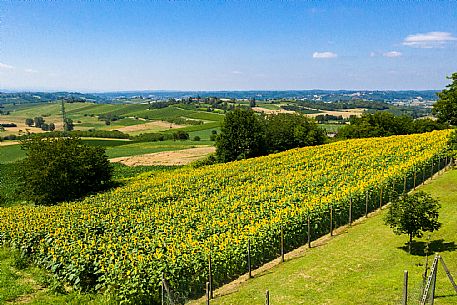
[312,51,338,59]
[370,52,377,57]
[0,62,14,69]
[383,51,402,58]
[402,31,457,48]
[231,70,243,75]
[24,68,38,73]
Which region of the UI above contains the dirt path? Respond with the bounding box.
[110,146,216,166]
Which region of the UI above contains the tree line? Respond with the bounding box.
[215,109,327,162]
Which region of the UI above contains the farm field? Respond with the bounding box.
[0,130,451,304]
[105,140,213,159]
[190,169,457,305]
[110,146,216,166]
[0,139,214,164]
[0,102,223,138]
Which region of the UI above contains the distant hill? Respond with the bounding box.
[94,90,439,102]
[0,90,439,105]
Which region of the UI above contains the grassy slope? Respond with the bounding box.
[0,246,110,305]
[0,145,24,163]
[0,139,213,163]
[105,140,212,158]
[190,169,457,305]
[0,165,455,304]
[3,102,222,135]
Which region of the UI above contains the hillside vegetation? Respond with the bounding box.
[191,169,457,305]
[0,130,451,304]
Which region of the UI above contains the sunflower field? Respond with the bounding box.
[0,130,452,304]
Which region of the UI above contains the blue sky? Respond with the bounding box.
[0,1,456,92]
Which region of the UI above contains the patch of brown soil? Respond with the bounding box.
[0,141,19,146]
[306,109,365,119]
[110,146,216,166]
[252,107,295,115]
[114,121,185,133]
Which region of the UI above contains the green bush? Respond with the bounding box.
[18,137,113,205]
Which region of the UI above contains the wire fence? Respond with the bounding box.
[160,155,453,305]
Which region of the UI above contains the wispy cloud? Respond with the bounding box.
[231,70,243,75]
[0,62,14,69]
[403,31,457,48]
[309,8,326,14]
[370,52,377,57]
[24,68,38,73]
[383,51,402,58]
[312,51,338,59]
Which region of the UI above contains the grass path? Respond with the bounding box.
[189,169,457,305]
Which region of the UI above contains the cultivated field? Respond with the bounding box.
[0,130,451,304]
[110,146,216,166]
[190,169,457,305]
[0,102,223,138]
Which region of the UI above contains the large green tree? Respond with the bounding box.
[265,113,326,152]
[384,191,441,253]
[433,72,457,125]
[216,108,266,162]
[337,111,446,139]
[19,137,113,205]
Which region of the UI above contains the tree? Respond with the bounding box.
[64,118,74,131]
[173,130,189,140]
[216,108,266,162]
[384,191,441,253]
[433,72,457,125]
[41,123,50,131]
[33,116,45,129]
[249,97,256,108]
[336,111,446,139]
[265,113,326,153]
[25,118,34,127]
[49,122,56,131]
[18,137,113,205]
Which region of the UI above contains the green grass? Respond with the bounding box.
[0,248,35,303]
[106,140,212,158]
[0,139,131,164]
[80,139,132,148]
[320,123,344,132]
[0,247,111,304]
[0,139,213,163]
[188,128,220,141]
[190,169,457,305]
[0,163,23,207]
[255,103,281,110]
[0,145,25,163]
[111,163,180,179]
[167,121,221,133]
[181,111,224,122]
[2,103,224,140]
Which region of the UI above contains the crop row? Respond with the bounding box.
[0,130,452,304]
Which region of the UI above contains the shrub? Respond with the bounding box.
[18,137,113,205]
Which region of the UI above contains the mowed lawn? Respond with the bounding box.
[190,169,457,305]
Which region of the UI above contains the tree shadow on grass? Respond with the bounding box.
[398,239,457,256]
